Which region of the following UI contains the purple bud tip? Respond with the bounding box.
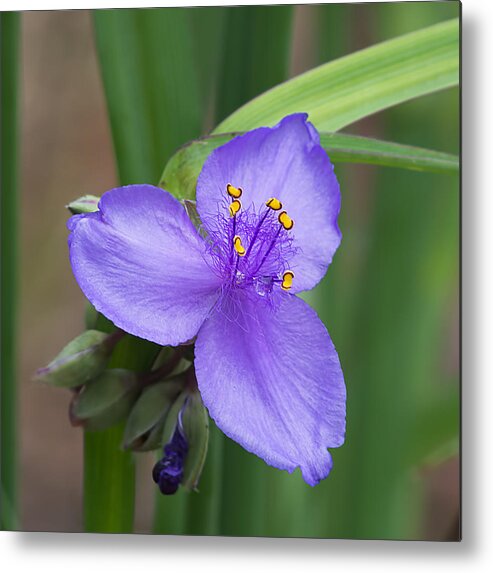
[152,426,188,495]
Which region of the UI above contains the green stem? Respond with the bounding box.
[0,11,20,531]
[82,316,160,532]
[83,424,135,533]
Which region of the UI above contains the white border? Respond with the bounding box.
[3,0,492,571]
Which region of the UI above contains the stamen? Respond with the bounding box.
[266,197,283,211]
[243,210,270,260]
[233,235,246,256]
[281,270,295,291]
[278,210,294,231]
[251,226,282,276]
[227,184,242,199]
[229,199,241,217]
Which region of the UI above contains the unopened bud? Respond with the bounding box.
[66,195,100,214]
[152,391,188,495]
[150,346,191,379]
[123,378,183,451]
[152,425,188,495]
[180,391,209,492]
[70,368,139,431]
[35,330,123,388]
[152,388,209,495]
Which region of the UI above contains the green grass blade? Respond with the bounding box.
[159,131,458,200]
[83,322,160,533]
[83,425,135,532]
[406,382,459,467]
[215,6,293,123]
[90,7,204,533]
[319,133,458,173]
[0,11,20,531]
[188,7,227,124]
[214,18,459,133]
[93,8,202,184]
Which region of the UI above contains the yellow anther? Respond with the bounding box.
[227,184,243,199]
[278,210,294,231]
[281,271,295,291]
[266,197,283,211]
[229,199,242,217]
[233,235,246,257]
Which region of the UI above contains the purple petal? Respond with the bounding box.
[68,185,221,346]
[195,291,346,486]
[196,114,342,293]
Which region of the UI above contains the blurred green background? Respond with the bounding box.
[10,2,459,538]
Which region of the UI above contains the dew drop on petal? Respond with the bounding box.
[254,276,274,297]
[235,270,246,286]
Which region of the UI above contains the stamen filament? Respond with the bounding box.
[243,210,270,260]
[251,226,282,276]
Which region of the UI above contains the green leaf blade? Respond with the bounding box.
[93,8,203,185]
[319,133,459,174]
[214,18,459,133]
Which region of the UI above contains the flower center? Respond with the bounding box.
[223,183,296,296]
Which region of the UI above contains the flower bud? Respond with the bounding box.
[66,195,100,214]
[152,388,209,495]
[152,426,188,495]
[123,378,183,451]
[180,391,209,492]
[70,368,139,431]
[35,330,122,388]
[152,346,190,376]
[152,391,188,495]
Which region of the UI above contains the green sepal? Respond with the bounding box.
[35,330,115,388]
[181,391,209,492]
[66,194,100,214]
[71,368,139,431]
[161,391,188,445]
[137,416,167,452]
[123,378,183,451]
[159,134,236,201]
[151,346,191,378]
[79,390,139,432]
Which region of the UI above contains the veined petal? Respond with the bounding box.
[195,291,346,486]
[196,114,342,292]
[68,185,221,346]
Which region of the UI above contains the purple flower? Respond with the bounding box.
[68,114,346,486]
